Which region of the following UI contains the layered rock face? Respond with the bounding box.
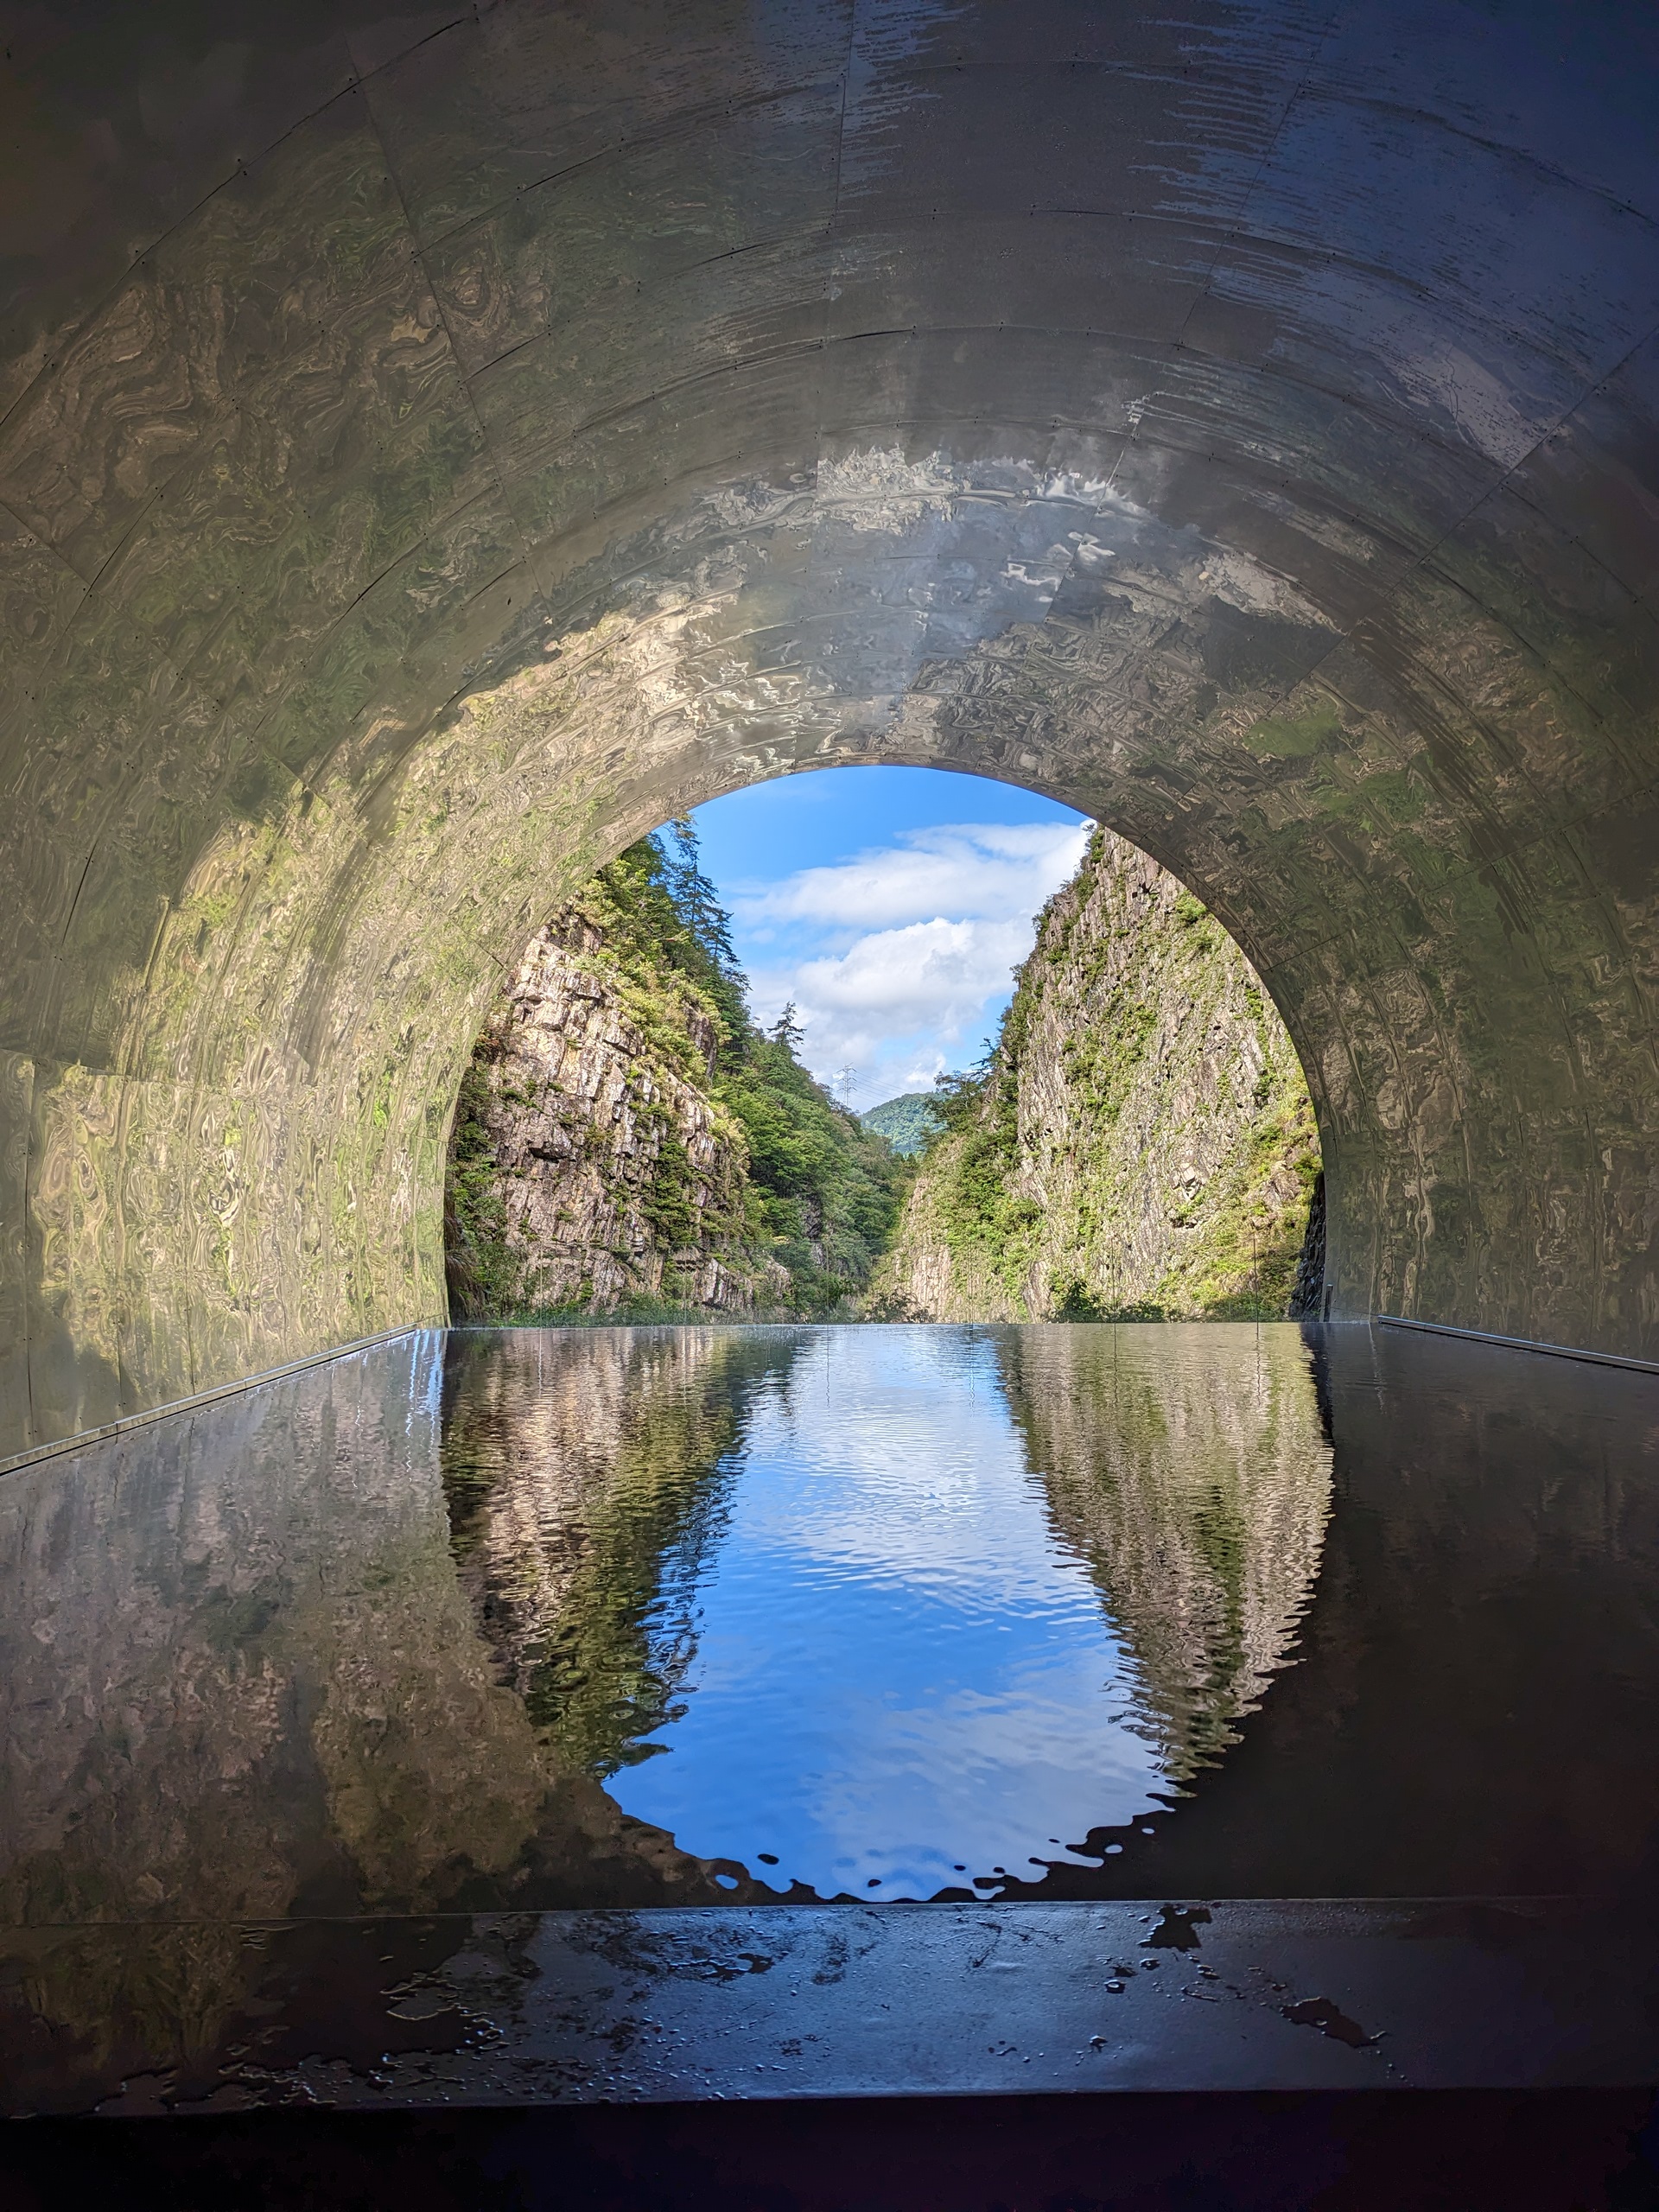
[877,830,1320,1320]
[448,835,905,1320]
[454,912,777,1315]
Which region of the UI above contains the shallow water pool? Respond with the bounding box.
[6,1316,1659,1935]
[439,1322,1331,1900]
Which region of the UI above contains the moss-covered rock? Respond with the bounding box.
[445,831,906,1319]
[873,829,1321,1320]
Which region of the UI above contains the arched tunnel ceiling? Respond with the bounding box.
[2,0,1657,1456]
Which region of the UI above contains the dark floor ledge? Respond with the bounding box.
[4,1898,1656,2117]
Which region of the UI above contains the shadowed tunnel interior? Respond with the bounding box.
[3,0,1658,1458]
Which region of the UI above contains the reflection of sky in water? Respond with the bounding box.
[607,1329,1160,1897]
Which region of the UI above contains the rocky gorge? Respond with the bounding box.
[446,819,1321,1325]
[448,908,763,1317]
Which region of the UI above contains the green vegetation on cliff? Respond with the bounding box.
[721,1007,907,1312]
[447,826,906,1320]
[874,827,1320,1321]
[451,818,1319,1328]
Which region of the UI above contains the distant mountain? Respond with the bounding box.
[861,1093,945,1157]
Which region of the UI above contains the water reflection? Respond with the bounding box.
[7,1319,1659,2098]
[436,1325,1332,1897]
[1001,1325,1332,1788]
[0,1336,728,1934]
[441,1327,799,1776]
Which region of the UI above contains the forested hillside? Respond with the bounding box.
[446,828,906,1320]
[448,818,1321,1327]
[873,827,1320,1321]
[859,1094,944,1157]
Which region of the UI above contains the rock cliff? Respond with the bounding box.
[874,828,1320,1319]
[451,910,773,1315]
[446,833,904,1319]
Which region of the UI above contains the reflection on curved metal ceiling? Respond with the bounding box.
[1,0,1656,1454]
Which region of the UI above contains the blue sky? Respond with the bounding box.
[689,766,1090,1109]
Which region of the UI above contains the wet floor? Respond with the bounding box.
[5,1319,1659,2111]
[4,1318,1658,1929]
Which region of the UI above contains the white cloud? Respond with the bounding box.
[733,821,1090,932]
[738,818,1091,1101]
[753,916,1034,1070]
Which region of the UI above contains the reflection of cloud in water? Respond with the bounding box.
[607,1326,1329,1896]
[441,1323,1332,1900]
[729,1657,1162,1899]
[730,1332,1066,1596]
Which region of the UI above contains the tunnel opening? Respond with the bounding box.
[11,329,1656,1469]
[3,0,1659,2147]
[9,374,1657,1460]
[410,765,1341,1921]
[436,765,1326,1332]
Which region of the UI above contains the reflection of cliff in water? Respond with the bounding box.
[441,1327,803,1777]
[0,1332,776,2104]
[995,1324,1332,1789]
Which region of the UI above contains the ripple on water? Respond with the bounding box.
[439,1323,1333,1901]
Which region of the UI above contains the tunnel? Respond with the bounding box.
[2,0,1656,1467]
